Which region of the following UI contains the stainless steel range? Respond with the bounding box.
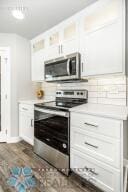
[34,90,88,175]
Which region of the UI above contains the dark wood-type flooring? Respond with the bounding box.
[0,141,103,192]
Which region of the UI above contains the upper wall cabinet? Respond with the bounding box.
[31,36,46,81]
[61,16,80,56]
[46,30,61,60]
[45,16,80,61]
[31,0,125,82]
[80,0,125,77]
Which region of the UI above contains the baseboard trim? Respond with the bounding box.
[7,137,22,143]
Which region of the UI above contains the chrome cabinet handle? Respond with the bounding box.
[31,119,34,127]
[85,142,98,149]
[84,122,98,127]
[61,44,63,54]
[84,166,99,176]
[82,62,83,72]
[22,107,28,111]
[90,169,99,176]
[58,45,60,54]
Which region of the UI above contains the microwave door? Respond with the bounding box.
[45,59,69,81]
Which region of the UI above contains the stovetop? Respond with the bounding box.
[35,90,88,111]
[35,99,87,111]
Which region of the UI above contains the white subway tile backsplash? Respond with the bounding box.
[88,98,98,104]
[97,92,107,98]
[88,86,98,92]
[39,75,127,106]
[88,79,98,85]
[97,98,126,106]
[107,92,126,99]
[97,76,126,85]
[88,92,98,98]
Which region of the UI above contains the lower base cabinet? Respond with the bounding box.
[71,149,120,192]
[70,111,126,192]
[19,103,34,145]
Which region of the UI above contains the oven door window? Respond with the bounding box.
[34,110,69,155]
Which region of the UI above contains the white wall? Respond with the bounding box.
[0,33,35,137]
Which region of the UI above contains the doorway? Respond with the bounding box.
[0,47,10,142]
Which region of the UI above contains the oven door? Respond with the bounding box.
[45,53,80,81]
[34,107,70,155]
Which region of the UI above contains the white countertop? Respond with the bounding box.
[18,99,53,105]
[70,103,128,120]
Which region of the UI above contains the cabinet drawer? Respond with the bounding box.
[71,128,120,168]
[71,149,120,192]
[19,104,34,114]
[71,113,121,139]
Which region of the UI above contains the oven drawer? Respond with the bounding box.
[34,132,68,155]
[71,127,120,168]
[71,149,120,192]
[71,113,121,139]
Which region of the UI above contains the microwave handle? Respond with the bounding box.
[67,59,71,75]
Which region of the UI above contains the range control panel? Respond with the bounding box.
[56,90,88,99]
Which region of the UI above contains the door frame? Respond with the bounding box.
[0,47,11,142]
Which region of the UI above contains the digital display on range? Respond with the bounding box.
[64,92,74,95]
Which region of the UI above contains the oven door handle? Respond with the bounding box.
[67,59,71,76]
[34,107,69,117]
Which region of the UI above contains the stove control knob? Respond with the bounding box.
[81,92,83,95]
[62,143,67,149]
[77,92,79,95]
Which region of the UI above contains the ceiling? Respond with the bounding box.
[0,0,97,39]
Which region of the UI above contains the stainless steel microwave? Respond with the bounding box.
[44,53,81,82]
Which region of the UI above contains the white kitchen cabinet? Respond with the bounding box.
[31,0,125,80]
[61,17,80,56]
[19,104,34,145]
[82,0,122,33]
[39,16,80,61]
[46,30,61,60]
[70,110,127,192]
[80,0,125,77]
[81,20,123,77]
[31,37,46,81]
[71,148,121,192]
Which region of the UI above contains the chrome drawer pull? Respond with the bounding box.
[22,107,28,111]
[84,166,99,176]
[84,122,98,127]
[85,142,98,149]
[90,169,99,176]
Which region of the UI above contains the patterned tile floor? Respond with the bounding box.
[0,141,102,192]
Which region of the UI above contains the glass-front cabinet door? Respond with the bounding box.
[46,30,61,60]
[82,0,122,34]
[31,37,46,81]
[61,16,80,55]
[80,0,124,77]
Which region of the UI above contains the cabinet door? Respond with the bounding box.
[46,31,60,60]
[62,21,79,55]
[82,0,122,33]
[19,111,34,145]
[81,20,123,76]
[80,0,124,77]
[31,39,45,81]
